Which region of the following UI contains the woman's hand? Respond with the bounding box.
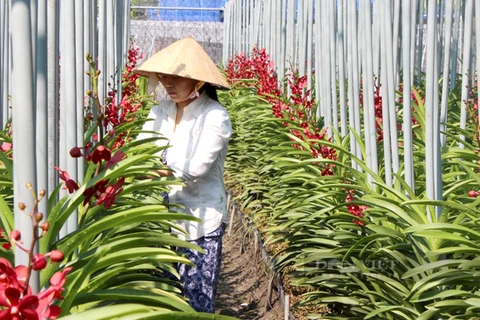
[156,168,172,177]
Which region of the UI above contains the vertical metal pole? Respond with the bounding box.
[409,0,417,79]
[124,0,131,62]
[361,0,378,179]
[30,0,37,71]
[236,0,242,53]
[402,0,414,191]
[379,1,393,187]
[327,0,337,133]
[383,0,399,176]
[11,0,40,291]
[286,0,296,63]
[424,0,440,221]
[371,1,380,78]
[278,0,287,82]
[223,2,231,62]
[297,0,306,76]
[459,0,474,144]
[439,0,454,147]
[47,0,59,196]
[392,0,401,83]
[263,0,270,54]
[416,0,425,84]
[275,0,282,70]
[107,0,115,94]
[245,0,251,52]
[477,0,480,125]
[75,0,85,192]
[337,0,347,137]
[347,0,362,167]
[449,0,461,88]
[314,0,322,117]
[116,1,125,105]
[84,0,92,95]
[59,1,67,212]
[249,0,256,49]
[36,0,48,220]
[98,0,106,101]
[0,0,6,129]
[91,0,98,65]
[438,0,446,71]
[306,0,313,94]
[321,0,332,128]
[60,0,78,235]
[242,0,247,54]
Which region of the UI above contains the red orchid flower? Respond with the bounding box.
[0,142,12,152]
[36,267,73,319]
[96,177,125,209]
[32,254,47,271]
[0,228,11,250]
[54,167,79,194]
[105,151,126,170]
[0,287,39,320]
[83,179,109,206]
[91,145,111,164]
[0,259,23,293]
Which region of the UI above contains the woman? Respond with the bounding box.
[134,36,231,313]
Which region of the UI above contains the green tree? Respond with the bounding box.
[131,0,159,20]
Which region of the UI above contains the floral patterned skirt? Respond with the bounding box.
[176,224,225,313]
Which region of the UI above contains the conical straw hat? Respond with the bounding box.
[134,36,230,91]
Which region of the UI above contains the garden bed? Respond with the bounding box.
[215,197,327,320]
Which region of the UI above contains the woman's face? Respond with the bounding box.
[157,73,199,105]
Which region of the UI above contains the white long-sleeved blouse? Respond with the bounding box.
[138,92,232,240]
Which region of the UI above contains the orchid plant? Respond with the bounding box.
[0,42,236,319]
[0,185,70,319]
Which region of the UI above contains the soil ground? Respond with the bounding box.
[215,216,285,320]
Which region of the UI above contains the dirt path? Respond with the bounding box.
[215,217,284,319]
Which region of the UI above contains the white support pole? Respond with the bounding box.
[379,0,393,187]
[402,0,414,191]
[439,0,454,147]
[36,0,48,220]
[477,0,480,125]
[361,0,378,179]
[314,0,322,117]
[449,0,461,88]
[416,0,425,84]
[392,0,401,83]
[424,0,440,221]
[0,0,10,128]
[306,0,313,95]
[278,0,287,81]
[347,0,362,168]
[98,0,106,101]
[459,0,474,143]
[222,2,230,62]
[383,0,399,177]
[60,0,78,235]
[286,0,296,65]
[321,0,332,131]
[47,0,59,196]
[337,0,347,137]
[75,0,85,191]
[297,0,306,76]
[11,0,40,291]
[327,0,337,133]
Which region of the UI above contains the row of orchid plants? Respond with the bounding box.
[221,47,480,319]
[0,44,236,319]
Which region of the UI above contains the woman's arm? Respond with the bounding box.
[168,107,232,181]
